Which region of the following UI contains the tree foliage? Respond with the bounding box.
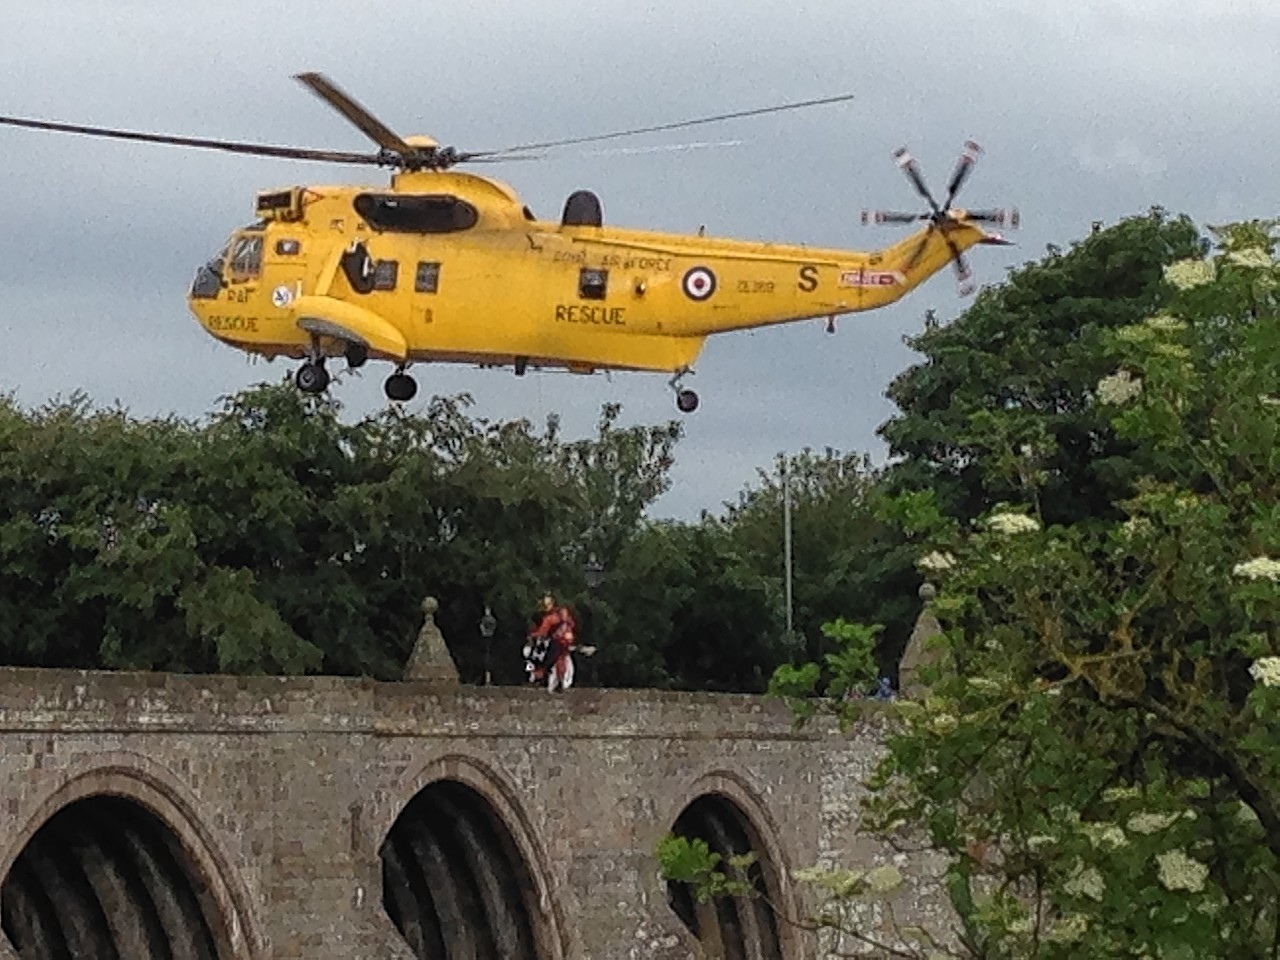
[0,376,913,692]
[881,210,1204,527]
[766,219,1280,957]
[0,383,684,680]
[722,450,917,675]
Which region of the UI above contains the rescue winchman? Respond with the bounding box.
[523,593,582,692]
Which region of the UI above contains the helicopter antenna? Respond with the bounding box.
[861,141,1018,296]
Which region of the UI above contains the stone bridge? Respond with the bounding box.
[0,664,940,960]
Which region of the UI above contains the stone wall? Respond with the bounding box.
[0,668,938,959]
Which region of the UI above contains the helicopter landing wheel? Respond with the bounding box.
[676,389,699,413]
[344,342,369,369]
[385,372,418,402]
[295,361,330,394]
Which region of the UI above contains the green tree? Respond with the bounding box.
[721,449,918,676]
[0,382,683,681]
[880,210,1204,527]
[761,221,1280,957]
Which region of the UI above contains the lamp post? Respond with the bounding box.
[581,554,605,685]
[478,605,496,685]
[780,453,794,639]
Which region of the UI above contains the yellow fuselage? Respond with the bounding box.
[187,170,990,376]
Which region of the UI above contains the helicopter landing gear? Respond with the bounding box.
[344,342,369,370]
[669,369,699,413]
[385,370,418,402]
[295,360,330,394]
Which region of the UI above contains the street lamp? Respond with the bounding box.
[584,553,605,590]
[478,605,497,685]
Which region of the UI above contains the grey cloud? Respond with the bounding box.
[2,0,1277,519]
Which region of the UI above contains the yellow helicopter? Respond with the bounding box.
[1,74,1016,412]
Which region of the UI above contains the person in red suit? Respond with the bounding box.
[524,594,579,692]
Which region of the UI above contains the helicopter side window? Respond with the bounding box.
[353,194,479,233]
[373,260,398,291]
[227,233,263,281]
[579,268,608,300]
[415,262,441,294]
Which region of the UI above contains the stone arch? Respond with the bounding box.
[0,757,259,959]
[663,771,799,960]
[378,754,567,960]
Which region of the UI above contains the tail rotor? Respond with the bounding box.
[862,140,1018,296]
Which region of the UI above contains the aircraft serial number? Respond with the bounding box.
[736,280,775,294]
[555,305,626,326]
[207,315,258,333]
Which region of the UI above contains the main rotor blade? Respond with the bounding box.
[0,114,387,165]
[474,92,855,157]
[294,72,416,156]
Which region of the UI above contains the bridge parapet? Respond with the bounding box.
[0,667,938,959]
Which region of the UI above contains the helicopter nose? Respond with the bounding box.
[190,262,222,300]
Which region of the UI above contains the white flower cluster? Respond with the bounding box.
[1081,822,1128,849]
[966,676,1003,693]
[1121,517,1153,539]
[928,713,958,734]
[1103,785,1142,802]
[1046,913,1089,944]
[1127,811,1180,835]
[1227,247,1274,269]
[917,550,956,573]
[1144,314,1187,334]
[1249,656,1280,689]
[1096,369,1143,405]
[1063,863,1106,901]
[1261,395,1280,408]
[1233,556,1280,582]
[1155,848,1208,893]
[1163,258,1215,289]
[986,512,1041,535]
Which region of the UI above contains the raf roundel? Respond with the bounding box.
[682,266,717,301]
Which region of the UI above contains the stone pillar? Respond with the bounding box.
[402,597,459,684]
[898,582,945,700]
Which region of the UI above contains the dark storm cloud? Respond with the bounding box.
[2,0,1278,518]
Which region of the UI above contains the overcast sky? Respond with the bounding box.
[2,0,1278,520]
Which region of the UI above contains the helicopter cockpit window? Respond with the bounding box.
[227,233,263,281]
[190,242,228,300]
[579,268,608,300]
[353,194,479,234]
